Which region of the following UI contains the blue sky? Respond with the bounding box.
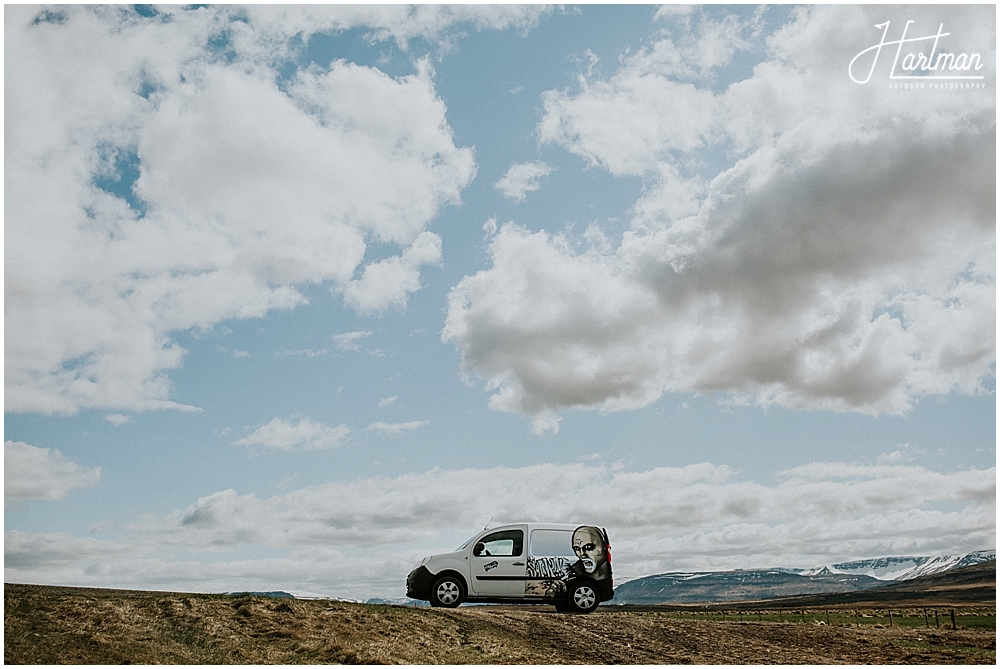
[5,4,995,600]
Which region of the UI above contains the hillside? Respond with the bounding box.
[4,583,994,664]
[614,570,884,605]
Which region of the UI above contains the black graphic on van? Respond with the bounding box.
[526,556,573,579]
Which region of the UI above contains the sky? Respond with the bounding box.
[4,3,996,600]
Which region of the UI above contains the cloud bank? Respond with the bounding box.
[5,459,993,598]
[444,5,995,433]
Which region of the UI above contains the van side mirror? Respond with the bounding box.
[473,542,486,557]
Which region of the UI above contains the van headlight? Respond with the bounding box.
[418,556,429,567]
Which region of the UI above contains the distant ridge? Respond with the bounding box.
[613,569,885,605]
[226,591,295,599]
[613,550,995,605]
[366,597,429,606]
[696,560,997,610]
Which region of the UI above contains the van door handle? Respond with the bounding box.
[512,562,525,566]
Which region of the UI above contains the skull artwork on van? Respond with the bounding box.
[573,525,609,578]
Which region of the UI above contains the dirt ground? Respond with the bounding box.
[4,584,995,664]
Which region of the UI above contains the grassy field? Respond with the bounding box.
[5,583,996,664]
[628,607,996,630]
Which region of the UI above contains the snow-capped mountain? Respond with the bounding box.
[801,550,995,581]
[613,550,994,605]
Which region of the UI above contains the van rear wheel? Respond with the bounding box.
[567,581,599,614]
[430,575,465,608]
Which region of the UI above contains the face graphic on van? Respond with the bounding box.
[572,525,605,574]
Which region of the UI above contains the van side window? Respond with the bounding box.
[529,529,575,557]
[473,529,524,557]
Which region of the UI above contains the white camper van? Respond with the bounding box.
[406,522,613,613]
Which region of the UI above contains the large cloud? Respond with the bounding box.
[445,5,995,432]
[5,4,525,414]
[4,459,993,598]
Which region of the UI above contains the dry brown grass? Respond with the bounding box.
[5,583,995,664]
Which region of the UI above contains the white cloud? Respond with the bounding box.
[377,396,399,409]
[539,71,718,177]
[494,161,555,201]
[4,460,993,598]
[5,5,478,416]
[444,223,670,419]
[274,348,328,359]
[531,411,563,436]
[536,10,758,178]
[236,4,552,54]
[876,443,921,465]
[368,420,430,435]
[343,231,443,314]
[103,413,133,426]
[5,441,102,509]
[332,330,373,352]
[234,417,350,451]
[446,5,996,424]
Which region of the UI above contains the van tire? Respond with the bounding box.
[430,575,465,608]
[567,581,599,614]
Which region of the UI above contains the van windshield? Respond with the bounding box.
[455,535,477,551]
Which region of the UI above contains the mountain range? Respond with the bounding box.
[612,550,995,605]
[799,550,996,581]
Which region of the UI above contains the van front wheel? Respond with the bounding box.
[430,575,465,608]
[567,582,599,614]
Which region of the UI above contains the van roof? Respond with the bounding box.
[485,522,604,532]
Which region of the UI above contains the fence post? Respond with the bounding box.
[888,610,893,627]
[923,609,929,627]
[950,609,957,630]
[934,610,939,628]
